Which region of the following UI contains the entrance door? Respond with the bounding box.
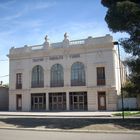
[52,95,63,110]
[69,92,87,111]
[31,93,46,111]
[33,96,44,110]
[73,95,84,110]
[16,95,22,111]
[49,93,66,111]
[98,92,106,110]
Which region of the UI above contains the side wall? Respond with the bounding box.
[0,87,9,111]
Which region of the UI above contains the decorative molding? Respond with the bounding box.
[32,58,44,62]
[69,54,80,58]
[49,55,63,60]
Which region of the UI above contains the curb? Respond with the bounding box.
[1,115,140,119]
[0,127,140,134]
[0,114,112,118]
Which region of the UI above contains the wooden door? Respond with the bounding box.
[16,95,22,111]
[98,92,106,110]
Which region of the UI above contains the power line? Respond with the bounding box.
[0,75,9,78]
[0,59,8,61]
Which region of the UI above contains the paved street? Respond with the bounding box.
[0,129,139,140]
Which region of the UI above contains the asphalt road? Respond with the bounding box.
[0,129,140,140]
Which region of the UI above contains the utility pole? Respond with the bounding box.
[113,41,124,120]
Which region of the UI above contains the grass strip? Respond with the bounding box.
[113,111,140,116]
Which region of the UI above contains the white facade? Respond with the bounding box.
[8,34,124,111]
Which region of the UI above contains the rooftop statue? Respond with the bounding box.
[63,32,69,47]
[43,35,50,49]
[45,35,48,42]
[64,32,68,39]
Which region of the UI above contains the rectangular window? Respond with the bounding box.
[16,73,22,89]
[97,67,105,85]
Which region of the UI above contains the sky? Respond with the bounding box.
[0,0,129,84]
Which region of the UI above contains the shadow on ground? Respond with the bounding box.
[0,117,140,130]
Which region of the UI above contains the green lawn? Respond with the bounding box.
[113,111,140,116]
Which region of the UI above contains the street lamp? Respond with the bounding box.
[113,41,124,120]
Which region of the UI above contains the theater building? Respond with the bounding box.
[8,33,125,111]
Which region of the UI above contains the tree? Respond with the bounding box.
[3,84,9,88]
[101,0,140,95]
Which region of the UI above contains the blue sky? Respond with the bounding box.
[0,0,129,84]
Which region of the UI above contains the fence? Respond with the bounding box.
[118,97,137,110]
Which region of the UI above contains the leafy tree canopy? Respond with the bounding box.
[101,0,140,95]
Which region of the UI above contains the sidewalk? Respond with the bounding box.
[0,111,119,117]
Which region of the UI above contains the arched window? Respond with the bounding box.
[31,65,44,88]
[50,64,64,87]
[71,62,85,86]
